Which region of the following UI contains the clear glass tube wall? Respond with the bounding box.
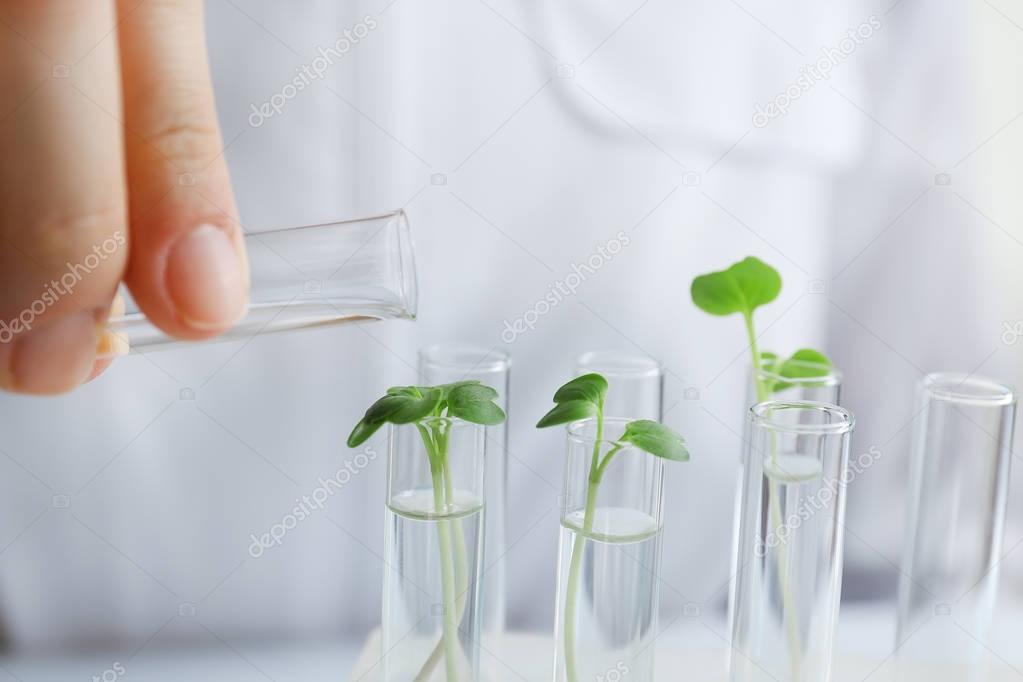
[575,350,663,420]
[895,373,1016,681]
[728,361,843,649]
[418,344,510,675]
[749,360,843,406]
[102,210,417,356]
[731,402,854,682]
[553,418,666,682]
[382,418,486,682]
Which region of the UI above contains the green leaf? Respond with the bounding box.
[450,400,506,425]
[429,380,482,397]
[386,386,422,397]
[771,348,832,393]
[536,399,598,428]
[346,419,385,448]
[690,256,781,318]
[447,383,506,425]
[448,383,497,402]
[618,420,690,462]
[552,373,608,405]
[364,390,441,425]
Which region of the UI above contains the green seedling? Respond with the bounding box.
[691,255,832,682]
[348,380,505,682]
[690,255,831,402]
[537,373,689,682]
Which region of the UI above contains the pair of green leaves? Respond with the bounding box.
[347,380,506,447]
[690,256,781,319]
[535,373,607,428]
[535,373,689,462]
[690,256,831,394]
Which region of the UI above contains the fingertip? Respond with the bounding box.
[4,310,101,395]
[164,223,248,333]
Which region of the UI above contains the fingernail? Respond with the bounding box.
[165,224,247,331]
[8,311,99,394]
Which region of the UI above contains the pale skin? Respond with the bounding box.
[0,0,250,394]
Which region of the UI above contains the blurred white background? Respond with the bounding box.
[0,0,1021,670]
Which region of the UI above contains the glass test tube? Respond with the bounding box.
[727,361,843,650]
[895,373,1016,682]
[418,344,510,677]
[382,418,487,682]
[731,401,854,682]
[102,210,417,356]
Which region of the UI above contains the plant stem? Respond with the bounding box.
[431,463,461,682]
[563,477,597,682]
[416,422,461,682]
[562,404,605,682]
[745,313,803,682]
[746,313,764,400]
[415,424,470,682]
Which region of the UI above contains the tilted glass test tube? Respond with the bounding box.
[101,210,417,356]
[574,350,663,420]
[731,401,854,682]
[418,344,510,680]
[895,373,1016,682]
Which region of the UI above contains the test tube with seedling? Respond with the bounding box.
[731,401,854,682]
[348,381,506,682]
[538,374,689,682]
[419,345,511,675]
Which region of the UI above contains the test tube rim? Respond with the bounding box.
[921,371,1016,407]
[419,343,511,375]
[754,359,842,387]
[748,400,855,435]
[245,208,406,235]
[566,416,649,445]
[575,349,663,379]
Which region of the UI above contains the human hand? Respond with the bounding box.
[0,0,249,394]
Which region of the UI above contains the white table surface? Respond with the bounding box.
[351,603,1023,681]
[0,639,364,681]
[0,604,1018,680]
